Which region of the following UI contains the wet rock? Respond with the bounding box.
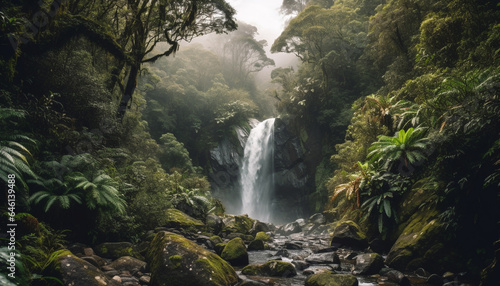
[274,249,290,257]
[221,237,249,266]
[292,260,310,270]
[237,279,268,286]
[278,221,302,235]
[248,239,266,251]
[197,235,215,249]
[352,253,384,275]
[285,241,303,250]
[305,252,340,264]
[94,242,143,260]
[305,272,358,286]
[250,220,271,235]
[386,269,411,286]
[303,266,334,276]
[107,256,146,273]
[139,275,151,284]
[426,274,443,285]
[309,213,326,225]
[206,214,224,234]
[296,218,307,227]
[330,221,368,250]
[50,250,121,286]
[147,231,238,286]
[241,260,297,277]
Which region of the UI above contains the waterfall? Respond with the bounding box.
[239,118,275,222]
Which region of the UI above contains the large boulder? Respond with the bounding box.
[160,208,205,230]
[385,209,445,272]
[330,221,368,250]
[241,260,297,277]
[352,253,384,275]
[305,272,358,286]
[221,237,249,266]
[223,215,255,235]
[94,242,143,260]
[247,239,266,251]
[147,231,239,286]
[50,250,121,286]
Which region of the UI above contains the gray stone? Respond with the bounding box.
[305,252,340,264]
[352,253,384,275]
[309,213,326,225]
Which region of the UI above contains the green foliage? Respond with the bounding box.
[29,177,82,213]
[0,108,36,192]
[159,133,195,173]
[71,172,126,214]
[0,246,30,286]
[361,172,411,234]
[368,127,430,171]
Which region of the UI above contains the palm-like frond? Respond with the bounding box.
[368,127,430,170]
[71,173,126,214]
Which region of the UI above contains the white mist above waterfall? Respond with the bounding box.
[239,118,275,222]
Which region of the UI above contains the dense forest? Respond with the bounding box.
[1,0,499,285]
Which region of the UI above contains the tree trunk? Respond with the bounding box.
[117,63,140,121]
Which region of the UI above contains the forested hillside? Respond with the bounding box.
[1,0,499,285]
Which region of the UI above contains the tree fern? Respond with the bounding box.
[0,108,37,190]
[28,178,82,213]
[70,172,126,214]
[368,127,430,170]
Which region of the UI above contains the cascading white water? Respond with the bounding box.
[239,118,275,222]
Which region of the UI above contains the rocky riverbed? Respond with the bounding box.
[48,209,475,286]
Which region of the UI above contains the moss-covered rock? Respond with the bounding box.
[385,208,444,271]
[210,235,224,245]
[222,215,255,235]
[107,256,146,272]
[221,237,249,266]
[352,253,384,275]
[160,208,205,231]
[94,242,143,260]
[255,231,272,242]
[215,242,227,255]
[241,260,297,277]
[50,250,121,286]
[330,221,368,250]
[247,239,265,251]
[305,272,358,286]
[147,231,238,286]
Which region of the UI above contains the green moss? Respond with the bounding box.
[305,273,358,286]
[147,231,238,286]
[161,208,205,230]
[386,208,443,270]
[221,237,248,266]
[241,264,260,275]
[255,231,271,242]
[169,255,182,269]
[234,215,254,234]
[210,235,223,245]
